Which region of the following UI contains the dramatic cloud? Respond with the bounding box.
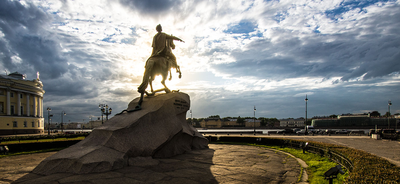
[0,0,399,122]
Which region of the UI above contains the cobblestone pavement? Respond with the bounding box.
[2,144,305,184]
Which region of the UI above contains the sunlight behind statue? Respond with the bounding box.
[136,24,184,110]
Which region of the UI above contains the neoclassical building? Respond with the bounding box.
[0,72,45,135]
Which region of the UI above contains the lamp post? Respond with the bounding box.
[61,111,66,133]
[190,110,193,126]
[305,95,308,134]
[254,106,256,135]
[99,104,112,122]
[388,100,392,129]
[47,107,52,135]
[89,115,93,129]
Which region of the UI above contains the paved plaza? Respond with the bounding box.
[1,144,304,184]
[2,135,399,184]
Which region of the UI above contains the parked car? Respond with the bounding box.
[381,129,397,140]
[278,129,294,134]
[368,129,382,136]
[314,129,323,134]
[293,128,301,133]
[296,129,306,135]
[349,130,365,136]
[335,129,348,134]
[306,126,315,134]
[324,129,335,135]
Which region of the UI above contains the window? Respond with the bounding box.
[21,106,24,115]
[10,93,14,97]
[32,122,35,127]
[0,102,3,113]
[37,121,40,127]
[24,121,27,127]
[10,105,15,115]
[20,94,23,99]
[13,121,17,127]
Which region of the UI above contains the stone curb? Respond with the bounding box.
[264,148,309,184]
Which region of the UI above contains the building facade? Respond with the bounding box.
[200,118,261,128]
[0,72,45,135]
[312,115,397,128]
[200,118,223,128]
[279,118,305,127]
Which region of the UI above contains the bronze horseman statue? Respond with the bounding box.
[135,24,184,110]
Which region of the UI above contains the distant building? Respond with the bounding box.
[0,72,45,135]
[200,118,261,128]
[245,120,261,128]
[223,119,239,127]
[312,114,397,128]
[65,122,82,129]
[200,118,222,128]
[87,120,103,129]
[279,118,305,127]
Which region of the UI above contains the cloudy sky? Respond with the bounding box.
[1,0,399,123]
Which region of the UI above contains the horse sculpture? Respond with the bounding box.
[135,39,182,110]
[147,39,181,94]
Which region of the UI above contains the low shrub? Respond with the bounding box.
[0,132,90,143]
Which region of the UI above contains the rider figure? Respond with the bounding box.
[148,24,183,70]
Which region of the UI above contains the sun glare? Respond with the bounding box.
[150,72,182,92]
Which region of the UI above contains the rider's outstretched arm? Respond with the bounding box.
[166,34,184,43]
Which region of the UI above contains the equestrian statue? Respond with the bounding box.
[135,24,184,111]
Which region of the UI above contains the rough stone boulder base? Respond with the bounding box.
[33,92,208,175]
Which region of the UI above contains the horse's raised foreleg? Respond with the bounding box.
[177,66,182,78]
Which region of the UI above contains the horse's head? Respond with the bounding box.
[166,39,175,50]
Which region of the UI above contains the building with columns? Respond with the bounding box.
[0,72,45,135]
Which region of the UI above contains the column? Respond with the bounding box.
[40,97,43,117]
[17,92,21,116]
[26,94,30,116]
[6,90,10,115]
[33,96,37,117]
[37,96,40,117]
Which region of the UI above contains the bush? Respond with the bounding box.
[0,132,90,142]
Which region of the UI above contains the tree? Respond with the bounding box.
[369,111,380,117]
[236,116,245,126]
[208,115,220,119]
[329,114,338,118]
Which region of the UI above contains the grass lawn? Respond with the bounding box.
[0,136,85,144]
[0,147,66,158]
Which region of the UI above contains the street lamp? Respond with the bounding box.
[61,111,66,133]
[305,95,308,134]
[190,110,193,126]
[47,107,52,135]
[99,104,112,123]
[388,100,392,129]
[89,115,93,129]
[254,106,256,135]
